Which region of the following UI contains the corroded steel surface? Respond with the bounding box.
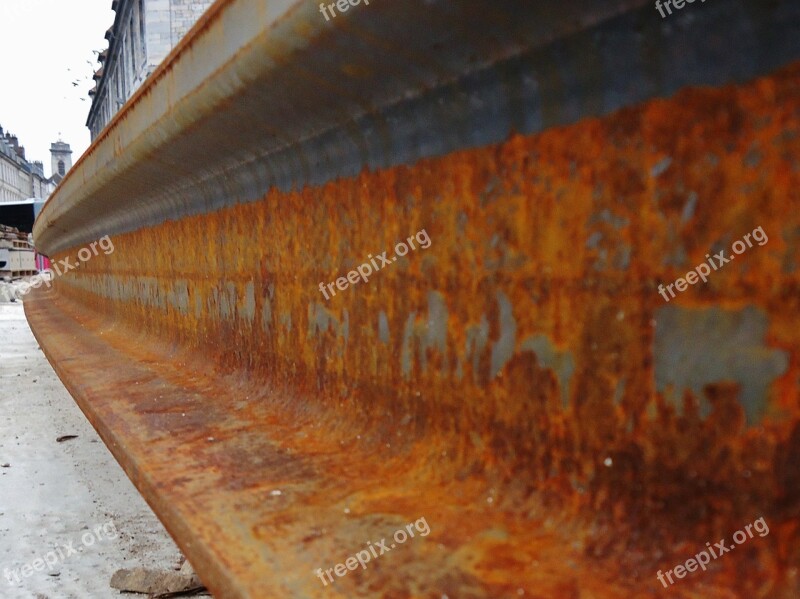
[28,62,800,597]
[25,0,800,597]
[33,0,800,255]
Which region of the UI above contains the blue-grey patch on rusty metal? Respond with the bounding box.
[242,282,256,324]
[681,192,698,223]
[491,292,517,378]
[378,311,390,345]
[744,146,764,168]
[401,312,417,379]
[589,208,629,230]
[614,379,626,405]
[654,305,789,423]
[261,294,272,333]
[465,317,490,384]
[399,293,451,377]
[426,291,448,366]
[309,302,337,337]
[783,226,800,273]
[195,292,203,320]
[520,334,575,407]
[175,280,191,315]
[586,232,603,250]
[212,282,237,321]
[662,225,689,268]
[341,309,350,345]
[650,157,673,178]
[615,244,632,269]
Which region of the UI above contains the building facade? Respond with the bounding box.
[50,141,73,185]
[87,0,215,139]
[0,126,56,203]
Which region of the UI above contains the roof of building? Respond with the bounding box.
[0,131,24,166]
[50,141,72,154]
[0,125,53,181]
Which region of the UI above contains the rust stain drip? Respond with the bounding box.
[35,62,800,597]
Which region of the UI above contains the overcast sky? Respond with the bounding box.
[0,0,114,176]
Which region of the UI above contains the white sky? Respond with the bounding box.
[0,0,115,176]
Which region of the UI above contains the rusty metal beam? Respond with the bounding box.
[34,0,800,255]
[26,0,800,597]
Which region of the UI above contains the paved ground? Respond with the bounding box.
[0,301,189,598]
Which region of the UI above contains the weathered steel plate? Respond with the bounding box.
[26,0,800,597]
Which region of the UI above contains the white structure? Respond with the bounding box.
[87,0,215,139]
[0,126,56,204]
[50,141,73,185]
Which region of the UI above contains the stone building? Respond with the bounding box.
[86,0,215,139]
[50,141,74,186]
[0,126,56,203]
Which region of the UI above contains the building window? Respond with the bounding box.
[127,32,134,93]
[139,0,146,63]
[131,13,139,73]
[58,161,65,176]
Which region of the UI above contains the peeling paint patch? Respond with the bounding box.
[681,191,698,223]
[261,295,272,332]
[586,232,603,250]
[378,311,390,345]
[341,309,349,345]
[465,317,490,383]
[654,306,788,423]
[401,312,416,379]
[242,281,256,324]
[782,226,800,273]
[490,292,517,378]
[520,334,575,406]
[426,291,448,362]
[744,146,763,168]
[195,292,203,319]
[170,279,190,315]
[615,244,631,269]
[650,156,672,177]
[309,302,339,336]
[589,208,629,230]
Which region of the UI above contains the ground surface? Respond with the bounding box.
[0,300,189,599]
